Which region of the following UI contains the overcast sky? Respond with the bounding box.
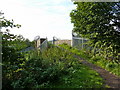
[1,0,75,41]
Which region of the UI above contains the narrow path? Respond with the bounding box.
[77,56,120,88]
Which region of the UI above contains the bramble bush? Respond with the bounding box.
[3,45,78,88]
[2,42,105,88]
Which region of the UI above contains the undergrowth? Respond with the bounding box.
[3,45,104,88]
[46,63,103,88]
[59,44,120,77]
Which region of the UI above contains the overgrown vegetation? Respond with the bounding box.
[2,44,104,88]
[70,2,120,63]
[1,14,104,88]
[69,2,120,78]
[2,3,119,88]
[47,62,103,88]
[59,44,120,77]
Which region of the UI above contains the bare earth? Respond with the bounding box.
[77,56,120,88]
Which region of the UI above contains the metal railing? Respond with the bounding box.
[72,36,89,50]
[19,46,35,52]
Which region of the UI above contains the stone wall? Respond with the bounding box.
[54,40,71,46]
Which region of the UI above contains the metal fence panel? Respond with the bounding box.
[39,39,48,52]
[72,37,89,50]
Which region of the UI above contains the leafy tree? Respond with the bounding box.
[70,2,120,61]
[0,12,30,88]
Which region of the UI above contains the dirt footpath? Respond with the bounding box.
[77,57,120,88]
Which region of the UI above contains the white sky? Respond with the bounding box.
[0,0,75,41]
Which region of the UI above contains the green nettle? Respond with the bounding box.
[70,2,120,61]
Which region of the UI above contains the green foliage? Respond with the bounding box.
[1,12,35,88]
[1,12,104,88]
[42,46,77,70]
[47,58,103,88]
[3,45,104,88]
[2,31,32,88]
[89,56,120,76]
[70,2,120,61]
[0,12,21,28]
[10,51,61,88]
[60,44,120,76]
[3,48,74,88]
[59,44,92,59]
[76,49,120,76]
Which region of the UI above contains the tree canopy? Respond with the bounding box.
[70,2,120,61]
